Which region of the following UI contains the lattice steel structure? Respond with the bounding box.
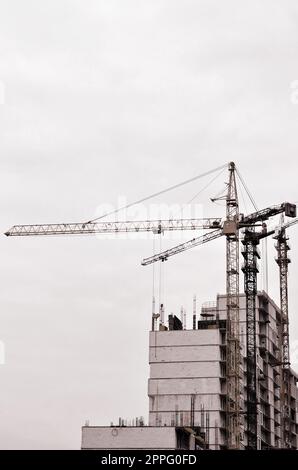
[142,229,222,265]
[224,162,242,449]
[241,230,260,450]
[5,218,222,237]
[275,229,292,448]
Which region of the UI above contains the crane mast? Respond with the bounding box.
[142,229,222,265]
[224,162,241,449]
[241,229,261,450]
[275,227,292,448]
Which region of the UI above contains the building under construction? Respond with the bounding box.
[81,291,298,450]
[149,292,298,449]
[5,162,298,450]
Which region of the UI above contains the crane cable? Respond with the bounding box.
[158,167,227,324]
[169,165,227,221]
[187,166,228,205]
[235,167,258,211]
[86,163,228,223]
[156,166,227,315]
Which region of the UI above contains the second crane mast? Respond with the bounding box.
[274,217,298,448]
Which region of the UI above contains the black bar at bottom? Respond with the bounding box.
[0,450,297,468]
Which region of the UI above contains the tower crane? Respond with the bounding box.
[217,162,241,450]
[5,163,244,449]
[5,161,297,450]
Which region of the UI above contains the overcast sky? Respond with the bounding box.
[1,0,298,449]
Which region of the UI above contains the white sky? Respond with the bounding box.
[0,0,298,449]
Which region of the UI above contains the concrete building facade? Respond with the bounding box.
[148,326,224,448]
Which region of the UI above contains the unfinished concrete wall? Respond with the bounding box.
[81,426,177,450]
[148,329,224,449]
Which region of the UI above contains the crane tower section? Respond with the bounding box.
[224,162,242,449]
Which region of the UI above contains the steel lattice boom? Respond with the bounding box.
[141,229,222,265]
[5,218,222,237]
[241,202,296,225]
